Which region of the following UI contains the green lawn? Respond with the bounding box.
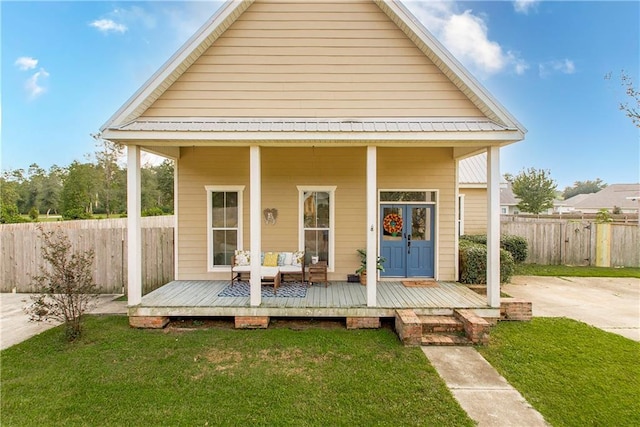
[478,318,640,427]
[515,263,640,278]
[1,316,473,427]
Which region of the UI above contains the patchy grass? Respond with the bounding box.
[1,316,473,426]
[515,263,640,278]
[478,318,640,427]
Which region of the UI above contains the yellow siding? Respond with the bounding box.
[177,147,250,280]
[378,147,457,281]
[177,146,458,281]
[461,188,487,235]
[142,0,483,119]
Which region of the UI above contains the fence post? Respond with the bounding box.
[595,223,612,267]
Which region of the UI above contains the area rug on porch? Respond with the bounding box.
[217,281,308,298]
[402,280,438,288]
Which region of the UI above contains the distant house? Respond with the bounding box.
[562,184,640,214]
[499,182,521,215]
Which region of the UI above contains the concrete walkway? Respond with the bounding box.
[504,276,640,341]
[422,276,639,426]
[1,293,127,350]
[423,347,550,427]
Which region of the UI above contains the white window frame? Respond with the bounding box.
[297,186,336,272]
[205,185,244,272]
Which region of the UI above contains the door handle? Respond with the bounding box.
[407,235,411,254]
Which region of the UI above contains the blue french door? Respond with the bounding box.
[380,204,434,277]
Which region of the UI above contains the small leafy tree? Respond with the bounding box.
[28,206,39,221]
[508,168,557,214]
[595,208,613,223]
[26,228,98,341]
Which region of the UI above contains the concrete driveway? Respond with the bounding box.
[503,276,640,341]
[1,293,126,350]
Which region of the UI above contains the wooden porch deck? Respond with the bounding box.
[131,280,498,319]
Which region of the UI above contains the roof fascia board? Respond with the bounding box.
[100,0,254,132]
[375,0,527,134]
[101,129,524,143]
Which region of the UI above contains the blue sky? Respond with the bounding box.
[2,0,638,189]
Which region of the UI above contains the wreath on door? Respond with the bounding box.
[383,213,403,235]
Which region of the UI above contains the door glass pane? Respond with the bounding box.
[382,207,403,240]
[304,229,329,262]
[212,230,237,266]
[380,192,427,202]
[411,207,427,240]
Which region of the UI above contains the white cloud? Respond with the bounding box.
[25,68,50,99]
[14,56,38,71]
[514,0,540,15]
[110,6,157,30]
[90,19,127,34]
[162,2,224,43]
[404,1,528,77]
[539,59,576,77]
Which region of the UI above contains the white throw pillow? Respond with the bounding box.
[282,252,293,266]
[234,250,250,266]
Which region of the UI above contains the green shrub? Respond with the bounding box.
[501,234,528,263]
[28,207,40,221]
[461,234,487,245]
[461,234,528,264]
[0,204,29,224]
[142,207,164,217]
[459,239,515,284]
[62,209,93,220]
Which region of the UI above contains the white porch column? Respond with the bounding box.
[249,146,262,307]
[127,145,142,306]
[486,146,501,308]
[366,146,377,307]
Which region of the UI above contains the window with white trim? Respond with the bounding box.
[206,186,244,270]
[298,186,335,270]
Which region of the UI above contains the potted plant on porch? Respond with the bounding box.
[355,249,386,285]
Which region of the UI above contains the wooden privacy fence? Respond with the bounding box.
[501,217,640,267]
[0,216,174,294]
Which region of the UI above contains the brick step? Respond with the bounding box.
[421,333,472,346]
[419,315,464,334]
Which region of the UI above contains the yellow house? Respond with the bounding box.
[100,0,525,327]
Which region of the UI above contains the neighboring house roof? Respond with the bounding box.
[459,152,487,186]
[564,184,640,211]
[500,182,519,206]
[562,193,592,207]
[100,0,526,143]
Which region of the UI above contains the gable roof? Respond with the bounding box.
[564,184,640,210]
[100,0,525,141]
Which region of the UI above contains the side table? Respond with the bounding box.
[308,261,328,287]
